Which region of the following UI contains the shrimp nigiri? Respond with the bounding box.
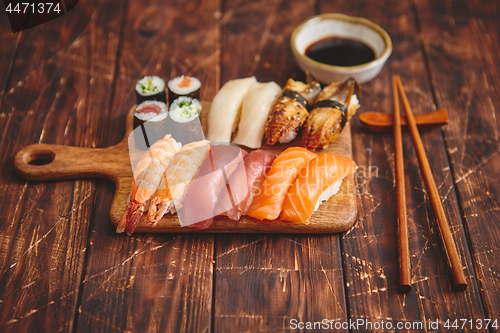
[147,140,210,226]
[117,134,182,235]
[281,154,357,223]
[247,147,317,220]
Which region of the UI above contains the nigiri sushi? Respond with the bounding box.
[178,144,248,229]
[247,147,317,220]
[118,134,181,235]
[264,79,321,145]
[147,140,210,225]
[207,77,257,142]
[281,154,357,223]
[216,149,277,220]
[232,81,281,149]
[301,78,360,151]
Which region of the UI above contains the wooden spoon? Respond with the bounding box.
[359,108,448,133]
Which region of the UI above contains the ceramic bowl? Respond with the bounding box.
[291,13,392,84]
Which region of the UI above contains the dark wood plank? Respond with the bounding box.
[416,0,500,324]
[74,0,221,331]
[220,0,307,86]
[472,0,500,42]
[213,1,349,332]
[0,0,123,331]
[424,34,500,325]
[319,0,486,328]
[414,0,500,43]
[0,10,19,109]
[413,0,481,40]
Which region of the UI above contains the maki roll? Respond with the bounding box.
[133,100,169,149]
[168,97,204,144]
[135,76,167,104]
[167,75,201,102]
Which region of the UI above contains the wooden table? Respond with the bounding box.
[0,0,499,332]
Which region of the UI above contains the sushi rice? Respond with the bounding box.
[168,76,201,96]
[313,179,342,212]
[169,97,202,123]
[134,100,168,122]
[136,76,165,96]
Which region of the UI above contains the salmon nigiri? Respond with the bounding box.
[247,147,317,220]
[280,154,357,223]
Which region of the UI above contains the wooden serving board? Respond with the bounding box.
[14,102,357,233]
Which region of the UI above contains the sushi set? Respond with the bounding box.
[14,74,359,235]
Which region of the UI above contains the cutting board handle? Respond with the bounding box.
[14,143,131,183]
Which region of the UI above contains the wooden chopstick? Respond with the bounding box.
[395,76,467,291]
[393,76,411,292]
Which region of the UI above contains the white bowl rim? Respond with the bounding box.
[291,13,393,73]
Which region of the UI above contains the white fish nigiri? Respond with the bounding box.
[207,76,257,142]
[232,81,281,149]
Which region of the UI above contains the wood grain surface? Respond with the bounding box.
[0,1,123,331]
[424,35,500,325]
[1,0,500,332]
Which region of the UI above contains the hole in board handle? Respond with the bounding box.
[23,150,56,166]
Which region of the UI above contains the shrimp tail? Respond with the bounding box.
[146,197,170,226]
[125,202,145,236]
[146,201,158,225]
[116,204,131,233]
[154,201,171,226]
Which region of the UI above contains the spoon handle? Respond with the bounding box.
[360,108,448,133]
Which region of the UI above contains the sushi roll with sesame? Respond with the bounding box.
[135,76,167,104]
[167,75,201,102]
[133,100,169,149]
[168,97,204,144]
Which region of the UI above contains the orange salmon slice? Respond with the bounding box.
[247,147,317,220]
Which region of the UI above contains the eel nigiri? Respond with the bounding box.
[247,147,317,220]
[216,149,277,220]
[281,154,357,223]
[207,77,257,142]
[264,79,321,145]
[301,78,360,151]
[118,134,182,235]
[178,144,248,229]
[147,140,210,226]
[232,81,281,149]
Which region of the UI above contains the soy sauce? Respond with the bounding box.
[305,37,376,67]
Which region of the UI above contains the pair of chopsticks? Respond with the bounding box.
[392,75,467,292]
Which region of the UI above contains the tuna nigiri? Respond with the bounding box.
[280,154,357,223]
[247,147,317,220]
[216,149,277,220]
[178,144,248,229]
